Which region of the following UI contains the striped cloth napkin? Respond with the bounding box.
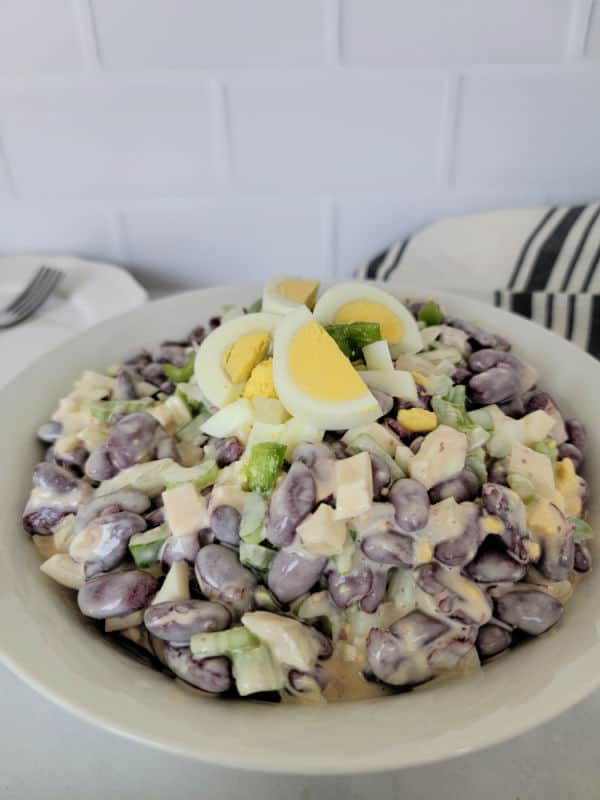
[357,205,600,358]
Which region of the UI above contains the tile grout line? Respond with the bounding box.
[323,0,342,67]
[321,196,338,278]
[71,0,102,71]
[438,72,462,188]
[565,0,595,60]
[209,78,234,191]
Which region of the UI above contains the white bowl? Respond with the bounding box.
[0,284,598,775]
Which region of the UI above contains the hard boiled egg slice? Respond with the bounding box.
[313,282,422,355]
[262,276,320,315]
[194,312,280,408]
[272,306,380,430]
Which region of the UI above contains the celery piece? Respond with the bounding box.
[530,440,558,472]
[163,353,195,384]
[191,626,259,659]
[175,382,206,415]
[507,473,537,504]
[239,493,267,544]
[164,459,218,491]
[417,300,444,327]
[90,398,153,421]
[325,324,353,358]
[232,645,284,696]
[128,526,169,568]
[175,413,210,443]
[245,442,287,495]
[246,298,262,313]
[569,516,593,542]
[468,407,494,431]
[465,447,488,483]
[239,542,275,571]
[325,322,382,361]
[432,395,488,451]
[347,433,404,480]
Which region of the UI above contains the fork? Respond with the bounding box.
[0,266,63,328]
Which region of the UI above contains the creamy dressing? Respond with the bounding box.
[323,646,390,702]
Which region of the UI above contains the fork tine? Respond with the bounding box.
[9,269,62,321]
[4,267,49,313]
[8,270,54,317]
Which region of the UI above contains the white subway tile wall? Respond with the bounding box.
[0,0,597,288]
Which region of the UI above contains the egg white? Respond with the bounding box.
[313,282,422,356]
[194,312,280,409]
[272,306,380,431]
[262,276,320,316]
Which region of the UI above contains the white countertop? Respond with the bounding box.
[1,657,596,799]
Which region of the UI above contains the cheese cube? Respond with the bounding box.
[334,451,373,519]
[509,442,555,500]
[162,483,209,538]
[296,503,348,556]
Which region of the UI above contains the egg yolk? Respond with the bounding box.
[278,279,319,309]
[334,301,404,344]
[397,408,437,433]
[288,320,370,403]
[223,331,271,383]
[242,358,278,400]
[556,457,582,516]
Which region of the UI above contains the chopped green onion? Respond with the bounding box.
[164,460,218,491]
[90,398,153,421]
[246,298,262,313]
[191,626,259,658]
[325,322,382,360]
[507,473,537,504]
[239,493,267,543]
[163,353,195,384]
[325,324,353,358]
[175,413,210,443]
[465,447,488,483]
[245,442,287,495]
[468,407,494,430]
[569,516,593,542]
[432,394,488,451]
[417,300,444,327]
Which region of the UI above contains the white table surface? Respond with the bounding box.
[1,656,597,798]
[2,286,597,799]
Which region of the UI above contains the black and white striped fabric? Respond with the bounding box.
[357,204,600,358]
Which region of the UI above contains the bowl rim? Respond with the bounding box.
[1,281,599,775]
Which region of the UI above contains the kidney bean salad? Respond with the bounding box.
[23,280,592,703]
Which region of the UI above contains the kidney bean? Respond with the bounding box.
[481,483,529,563]
[37,421,63,444]
[385,418,412,443]
[32,462,80,495]
[311,628,334,660]
[574,542,592,573]
[78,570,159,619]
[164,647,231,693]
[207,437,244,468]
[159,534,200,569]
[71,511,147,577]
[498,395,525,419]
[488,458,509,486]
[370,454,391,499]
[107,412,161,471]
[361,531,416,567]
[536,509,574,582]
[194,544,256,617]
[160,381,176,396]
[140,363,165,386]
[155,344,189,367]
[476,624,512,658]
[445,316,510,351]
[85,444,118,482]
[288,665,329,693]
[389,479,430,533]
[415,563,491,626]
[144,599,231,646]
[210,506,241,546]
[113,368,138,401]
[495,589,563,636]
[558,443,583,472]
[466,548,527,584]
[327,564,372,609]
[429,469,480,504]
[188,325,206,344]
[434,509,482,568]
[56,447,89,475]
[75,489,150,533]
[125,350,151,369]
[266,462,316,548]
[410,436,424,454]
[428,637,476,672]
[451,367,472,385]
[23,507,70,536]
[566,418,586,455]
[469,365,520,405]
[267,549,326,604]
[469,349,521,374]
[145,507,165,527]
[360,567,389,613]
[370,388,394,418]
